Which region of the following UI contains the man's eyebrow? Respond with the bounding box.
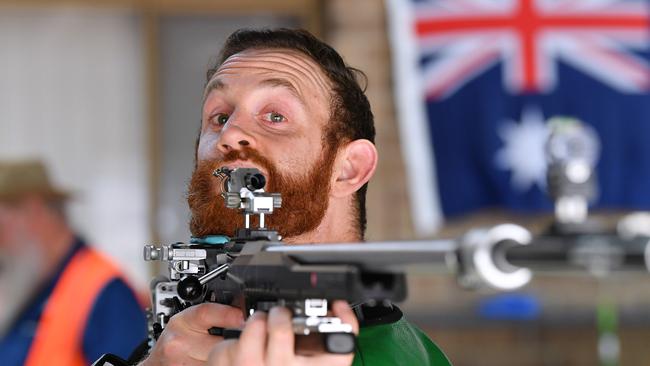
[259,78,306,106]
[203,77,307,106]
[203,78,226,101]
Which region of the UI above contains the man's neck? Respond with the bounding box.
[283,229,360,245]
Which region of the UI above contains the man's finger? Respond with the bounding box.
[266,306,295,365]
[236,311,268,364]
[332,300,359,335]
[180,303,245,332]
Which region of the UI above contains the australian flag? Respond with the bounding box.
[387,0,650,235]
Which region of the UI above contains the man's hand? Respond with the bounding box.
[140,303,244,366]
[206,300,359,366]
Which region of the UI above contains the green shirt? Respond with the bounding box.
[353,315,451,366]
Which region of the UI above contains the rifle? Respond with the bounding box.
[142,167,441,354]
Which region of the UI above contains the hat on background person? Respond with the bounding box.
[0,160,70,202]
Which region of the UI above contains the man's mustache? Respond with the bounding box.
[204,148,274,177]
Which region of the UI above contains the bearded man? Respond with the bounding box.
[0,160,147,365]
[140,28,451,366]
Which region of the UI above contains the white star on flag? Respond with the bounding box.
[495,106,550,192]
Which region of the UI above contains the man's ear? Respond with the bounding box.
[331,139,378,198]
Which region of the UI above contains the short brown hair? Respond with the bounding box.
[206,28,375,237]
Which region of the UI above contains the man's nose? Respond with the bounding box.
[216,114,255,153]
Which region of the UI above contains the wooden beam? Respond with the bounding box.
[151,0,315,14]
[0,0,317,14]
[143,8,161,276]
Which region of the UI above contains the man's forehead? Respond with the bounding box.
[205,48,332,98]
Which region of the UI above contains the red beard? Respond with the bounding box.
[188,146,337,239]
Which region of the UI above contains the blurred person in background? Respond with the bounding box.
[0,160,147,365]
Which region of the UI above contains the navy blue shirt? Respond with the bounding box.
[0,238,147,365]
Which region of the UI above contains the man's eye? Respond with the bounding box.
[211,113,230,125]
[264,112,286,123]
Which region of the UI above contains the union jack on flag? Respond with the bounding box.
[387,0,650,235]
[416,0,650,99]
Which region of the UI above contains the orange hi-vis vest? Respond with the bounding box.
[24,247,120,366]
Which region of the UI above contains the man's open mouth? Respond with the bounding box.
[217,162,267,177]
